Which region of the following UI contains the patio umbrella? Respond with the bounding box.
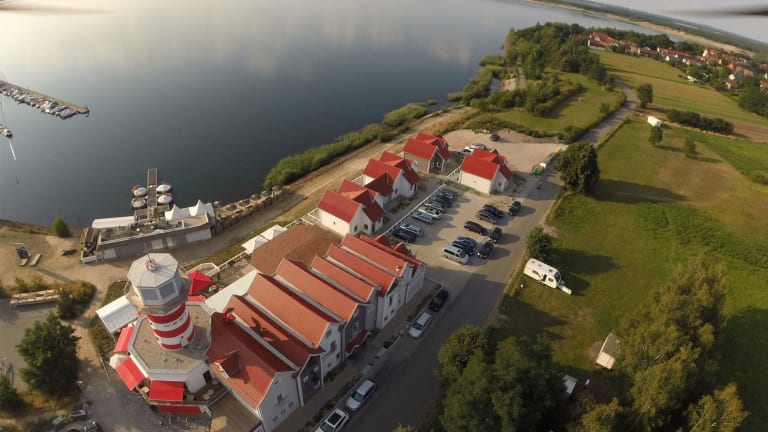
[188,269,213,295]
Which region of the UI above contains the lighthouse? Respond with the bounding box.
[126,254,194,350]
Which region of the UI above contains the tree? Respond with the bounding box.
[57,290,77,320]
[17,312,80,396]
[526,226,553,262]
[392,425,418,432]
[684,138,697,158]
[686,383,748,432]
[637,84,654,108]
[51,215,72,238]
[438,325,488,384]
[556,141,600,194]
[440,352,500,432]
[0,374,22,412]
[577,399,625,432]
[649,126,663,146]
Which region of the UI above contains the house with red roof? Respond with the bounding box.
[310,255,379,331]
[317,187,385,237]
[403,132,452,173]
[458,148,513,194]
[587,32,617,51]
[362,151,420,205]
[207,311,299,432]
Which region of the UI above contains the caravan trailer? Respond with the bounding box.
[523,258,572,295]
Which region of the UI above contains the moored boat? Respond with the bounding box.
[157,193,173,205]
[132,185,147,197]
[156,182,172,194]
[131,197,147,209]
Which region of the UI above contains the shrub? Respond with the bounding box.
[750,170,768,184]
[684,139,697,158]
[667,109,734,135]
[51,216,72,237]
[383,103,428,127]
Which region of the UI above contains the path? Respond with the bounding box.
[580,81,638,144]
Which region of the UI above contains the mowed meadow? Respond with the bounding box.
[495,117,768,430]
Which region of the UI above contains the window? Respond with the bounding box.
[354,225,358,233]
[388,295,393,306]
[272,416,278,423]
[364,224,369,230]
[140,288,159,301]
[277,394,285,404]
[158,283,176,300]
[325,329,332,338]
[329,341,338,354]
[274,379,280,387]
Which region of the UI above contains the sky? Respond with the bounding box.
[604,0,768,44]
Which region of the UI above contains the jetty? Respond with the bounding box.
[0,80,89,119]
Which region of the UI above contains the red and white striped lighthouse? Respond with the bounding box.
[126,254,194,350]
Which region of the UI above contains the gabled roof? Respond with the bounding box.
[317,189,385,224]
[213,350,241,378]
[460,150,512,181]
[362,174,393,197]
[247,273,339,347]
[341,234,410,277]
[310,256,377,302]
[208,312,294,408]
[363,157,419,187]
[404,132,451,162]
[379,151,420,185]
[326,245,396,296]
[225,295,320,368]
[275,259,361,323]
[250,225,340,275]
[359,235,421,276]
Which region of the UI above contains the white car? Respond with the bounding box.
[418,206,442,219]
[455,148,473,156]
[469,142,488,150]
[408,312,432,338]
[345,379,377,411]
[315,408,349,432]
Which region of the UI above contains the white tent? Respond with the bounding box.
[91,216,136,230]
[96,296,138,333]
[109,353,129,369]
[240,224,287,253]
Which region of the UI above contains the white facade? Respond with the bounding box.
[362,171,417,202]
[316,322,344,376]
[376,283,404,328]
[318,208,379,237]
[233,370,299,432]
[404,265,426,303]
[459,170,493,194]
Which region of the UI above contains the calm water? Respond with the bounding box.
[0,0,654,225]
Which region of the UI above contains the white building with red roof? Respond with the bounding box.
[403,132,451,173]
[458,148,513,194]
[362,151,419,205]
[317,187,385,237]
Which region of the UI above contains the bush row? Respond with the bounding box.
[667,109,734,135]
[263,103,428,190]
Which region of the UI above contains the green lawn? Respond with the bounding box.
[495,119,768,430]
[598,51,768,127]
[492,72,624,134]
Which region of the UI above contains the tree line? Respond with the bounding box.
[667,109,735,135]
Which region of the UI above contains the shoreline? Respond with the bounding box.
[523,0,754,56]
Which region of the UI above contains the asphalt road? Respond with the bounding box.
[345,172,561,432]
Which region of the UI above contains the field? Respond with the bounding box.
[598,51,768,128]
[495,118,768,430]
[489,72,625,135]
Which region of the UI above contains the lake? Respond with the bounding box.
[0,0,655,226]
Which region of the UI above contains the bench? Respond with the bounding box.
[30,253,42,266]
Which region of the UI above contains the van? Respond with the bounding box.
[442,245,469,265]
[523,258,572,294]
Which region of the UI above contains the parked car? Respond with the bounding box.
[489,227,502,243]
[455,236,478,249]
[469,142,488,150]
[436,189,457,200]
[61,248,78,256]
[454,148,473,156]
[391,228,416,244]
[345,379,377,411]
[428,288,450,312]
[476,210,497,224]
[424,201,446,212]
[408,312,432,338]
[451,240,475,256]
[464,221,488,236]
[418,206,442,219]
[431,195,452,207]
[490,132,500,142]
[477,241,494,259]
[399,223,424,237]
[482,204,504,220]
[83,421,102,432]
[508,200,522,216]
[316,408,349,432]
[411,211,434,224]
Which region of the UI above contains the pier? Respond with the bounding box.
[134,168,169,220]
[0,80,89,118]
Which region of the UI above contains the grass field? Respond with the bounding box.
[598,51,768,128]
[490,72,625,134]
[494,118,768,430]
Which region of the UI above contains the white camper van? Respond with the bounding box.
[523,258,572,295]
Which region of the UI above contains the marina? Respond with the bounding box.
[0,80,89,120]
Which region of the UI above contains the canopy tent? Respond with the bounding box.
[115,357,146,390]
[188,269,213,295]
[240,224,287,253]
[96,296,138,333]
[114,326,135,353]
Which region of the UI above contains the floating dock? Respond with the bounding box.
[0,80,89,118]
[134,168,170,219]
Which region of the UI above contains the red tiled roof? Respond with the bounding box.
[362,174,393,197]
[415,131,447,147]
[359,235,421,276]
[342,234,408,277]
[326,245,395,296]
[115,326,134,353]
[460,150,512,180]
[116,357,146,391]
[275,259,361,323]
[247,273,339,347]
[310,256,377,302]
[373,234,390,246]
[250,225,340,275]
[208,312,294,408]
[213,350,241,377]
[364,158,419,187]
[225,295,320,367]
[318,190,360,223]
[345,330,369,354]
[149,380,185,402]
[404,133,451,163]
[379,151,420,185]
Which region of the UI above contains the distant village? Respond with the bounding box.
[583,31,768,92]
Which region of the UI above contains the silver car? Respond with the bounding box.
[399,223,424,237]
[411,211,434,224]
[418,206,442,219]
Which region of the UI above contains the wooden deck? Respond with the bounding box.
[210,393,261,432]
